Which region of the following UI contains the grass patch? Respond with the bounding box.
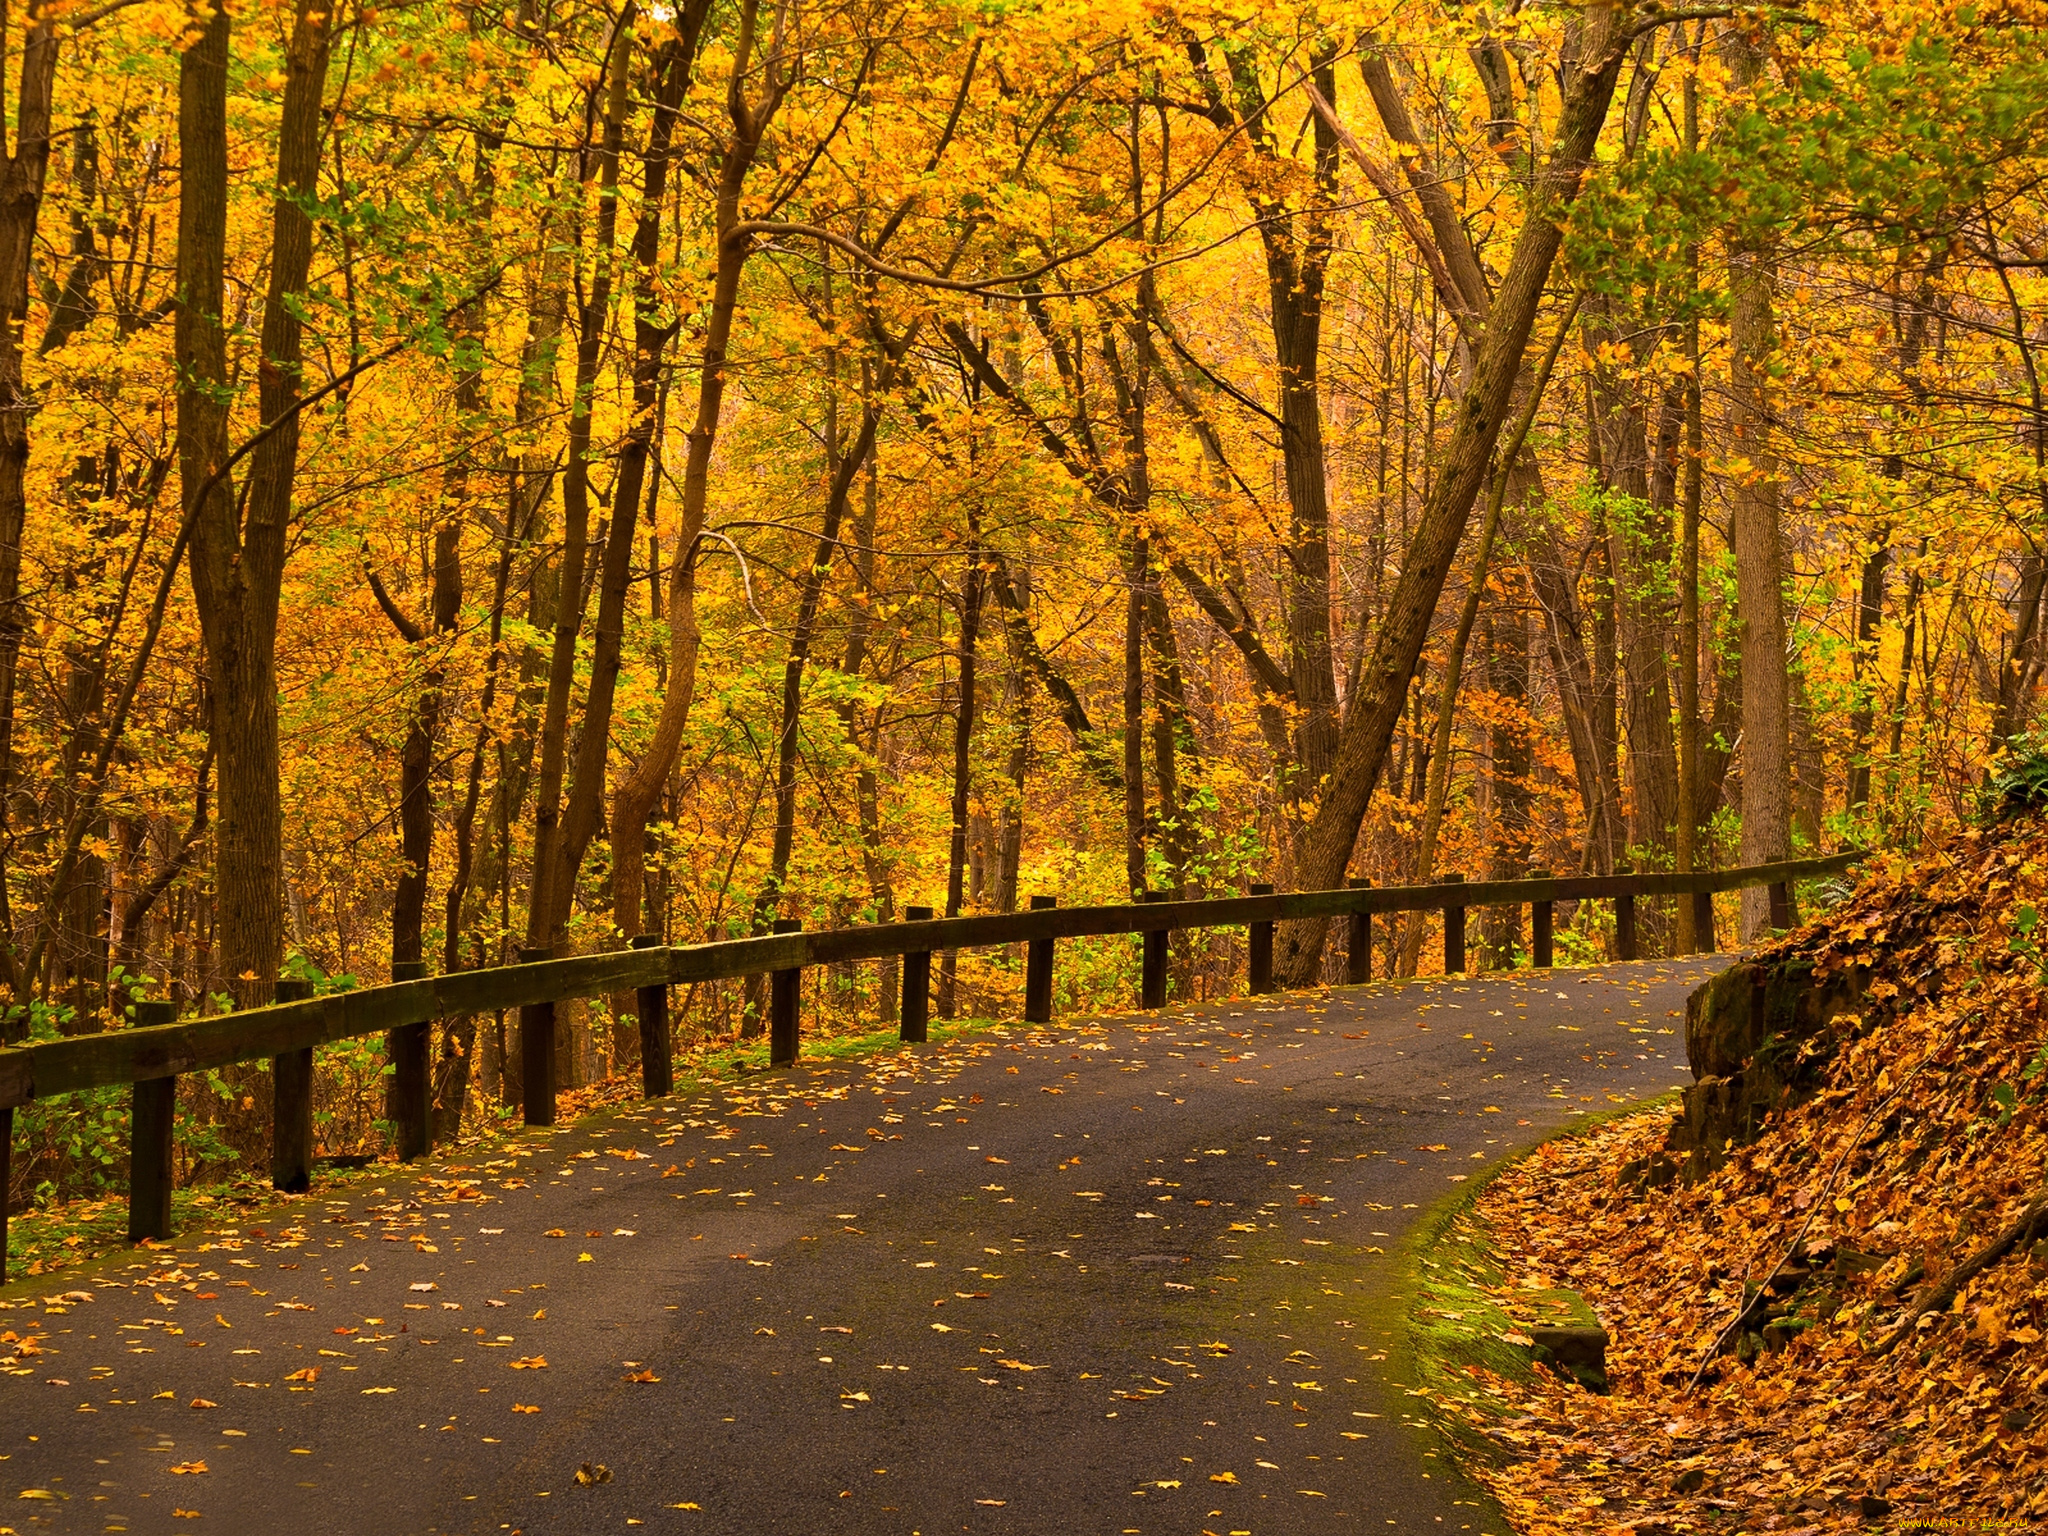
[1392,1094,1680,1470]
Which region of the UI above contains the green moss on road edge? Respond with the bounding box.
[1386,1094,1681,1532]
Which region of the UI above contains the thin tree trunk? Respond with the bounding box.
[1675,313,1705,943]
[1123,536,1147,894]
[525,19,634,948]
[549,35,701,970]
[1725,29,1791,939]
[0,2,59,1014]
[939,529,983,1017]
[835,425,896,1017]
[1145,582,1195,895]
[1397,303,1573,974]
[608,0,773,944]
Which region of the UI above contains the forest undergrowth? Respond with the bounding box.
[1436,808,2048,1533]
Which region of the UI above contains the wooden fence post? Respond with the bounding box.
[770,919,802,1067]
[900,906,933,1044]
[1694,888,1717,953]
[1529,870,1554,970]
[1615,890,1638,962]
[1024,896,1056,1024]
[518,946,556,1128]
[1140,891,1169,1008]
[1345,877,1372,984]
[389,960,430,1161]
[1769,880,1793,932]
[271,977,315,1193]
[631,935,672,1098]
[128,999,178,1242]
[1248,883,1274,994]
[1442,875,1467,975]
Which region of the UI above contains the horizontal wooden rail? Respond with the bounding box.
[0,848,1862,1280]
[0,849,1860,1112]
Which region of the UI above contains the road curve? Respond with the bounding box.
[2,957,1722,1535]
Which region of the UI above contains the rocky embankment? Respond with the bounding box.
[1435,814,2048,1532]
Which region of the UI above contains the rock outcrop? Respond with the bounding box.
[1660,954,1868,1181]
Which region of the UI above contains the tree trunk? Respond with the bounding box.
[525,20,634,949]
[0,3,59,1015]
[1123,536,1147,894]
[1725,30,1792,939]
[1275,9,1635,983]
[1145,582,1195,895]
[548,39,703,971]
[370,524,460,1123]
[835,433,896,1017]
[608,0,771,944]
[1483,587,1532,967]
[938,533,983,1017]
[182,0,332,1017]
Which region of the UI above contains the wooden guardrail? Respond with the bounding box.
[0,849,1862,1279]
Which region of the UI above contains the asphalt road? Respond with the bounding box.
[1,957,1722,1536]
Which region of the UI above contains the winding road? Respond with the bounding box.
[2,957,1721,1535]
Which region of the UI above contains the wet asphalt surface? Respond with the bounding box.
[1,957,1723,1536]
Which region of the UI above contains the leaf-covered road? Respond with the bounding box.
[2,958,1720,1535]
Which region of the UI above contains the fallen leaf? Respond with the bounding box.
[575,1462,612,1486]
[1209,1471,1239,1484]
[168,1461,208,1475]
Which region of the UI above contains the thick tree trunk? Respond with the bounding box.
[182,0,332,1015]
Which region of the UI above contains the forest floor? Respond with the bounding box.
[0,954,1712,1534]
[1419,815,2048,1535]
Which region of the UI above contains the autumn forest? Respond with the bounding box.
[0,0,2044,1167]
